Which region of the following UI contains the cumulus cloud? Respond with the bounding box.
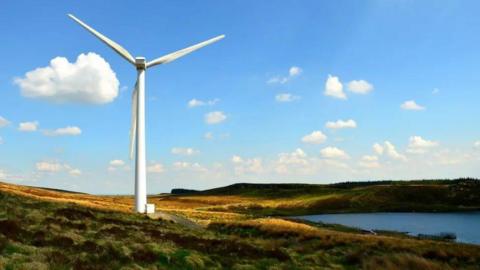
[108,159,130,172]
[68,169,82,176]
[14,53,119,104]
[302,131,327,144]
[324,75,346,99]
[109,160,125,166]
[275,93,300,103]
[171,147,199,156]
[359,155,380,168]
[373,143,384,155]
[267,66,302,84]
[147,163,165,173]
[347,80,374,94]
[18,121,38,132]
[188,98,220,108]
[325,119,357,129]
[373,141,406,161]
[43,126,82,136]
[320,147,350,159]
[205,111,227,124]
[384,141,407,161]
[289,66,302,76]
[36,161,81,176]
[407,136,439,154]
[275,148,312,175]
[36,162,62,172]
[401,100,425,111]
[231,155,264,175]
[173,162,207,173]
[0,116,10,128]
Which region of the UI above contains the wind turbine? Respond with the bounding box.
[68,14,224,213]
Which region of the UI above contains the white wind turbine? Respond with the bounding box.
[68,14,224,213]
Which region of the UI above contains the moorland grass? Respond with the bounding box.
[1,179,480,269]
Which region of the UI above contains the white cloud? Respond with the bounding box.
[0,169,5,180]
[275,148,312,175]
[320,147,350,159]
[373,143,384,155]
[0,116,10,128]
[373,141,407,161]
[325,119,357,129]
[475,141,480,149]
[171,147,199,156]
[289,66,302,77]
[347,80,373,94]
[401,100,425,111]
[324,75,346,99]
[36,161,81,174]
[359,155,380,168]
[18,121,39,132]
[302,131,327,144]
[15,53,119,104]
[267,66,302,84]
[108,159,130,172]
[109,160,125,166]
[173,162,207,173]
[147,163,165,173]
[68,169,82,176]
[36,162,62,172]
[231,155,264,175]
[188,98,220,108]
[43,126,81,136]
[407,136,439,154]
[384,141,407,161]
[275,93,300,103]
[205,111,227,124]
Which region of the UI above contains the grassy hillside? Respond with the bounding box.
[2,186,480,270]
[167,178,480,216]
[0,180,480,269]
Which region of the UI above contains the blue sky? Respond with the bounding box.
[0,0,479,194]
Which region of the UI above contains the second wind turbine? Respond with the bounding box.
[68,14,224,213]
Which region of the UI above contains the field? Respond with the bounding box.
[1,179,480,269]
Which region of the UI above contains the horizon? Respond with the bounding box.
[1,1,480,194]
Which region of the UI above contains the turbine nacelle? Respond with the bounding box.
[135,57,147,70]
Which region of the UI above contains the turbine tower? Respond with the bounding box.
[68,14,224,213]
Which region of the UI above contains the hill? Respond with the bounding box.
[1,180,480,269]
[167,178,480,216]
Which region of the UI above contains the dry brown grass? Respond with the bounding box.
[0,182,133,212]
[362,253,451,270]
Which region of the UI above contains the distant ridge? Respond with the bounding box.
[172,178,480,196]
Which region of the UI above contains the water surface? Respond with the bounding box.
[296,212,480,245]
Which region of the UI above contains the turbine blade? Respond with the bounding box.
[68,14,136,65]
[129,81,138,160]
[146,34,225,68]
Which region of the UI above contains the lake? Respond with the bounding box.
[295,212,480,245]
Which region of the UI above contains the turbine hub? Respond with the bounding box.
[135,57,146,70]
